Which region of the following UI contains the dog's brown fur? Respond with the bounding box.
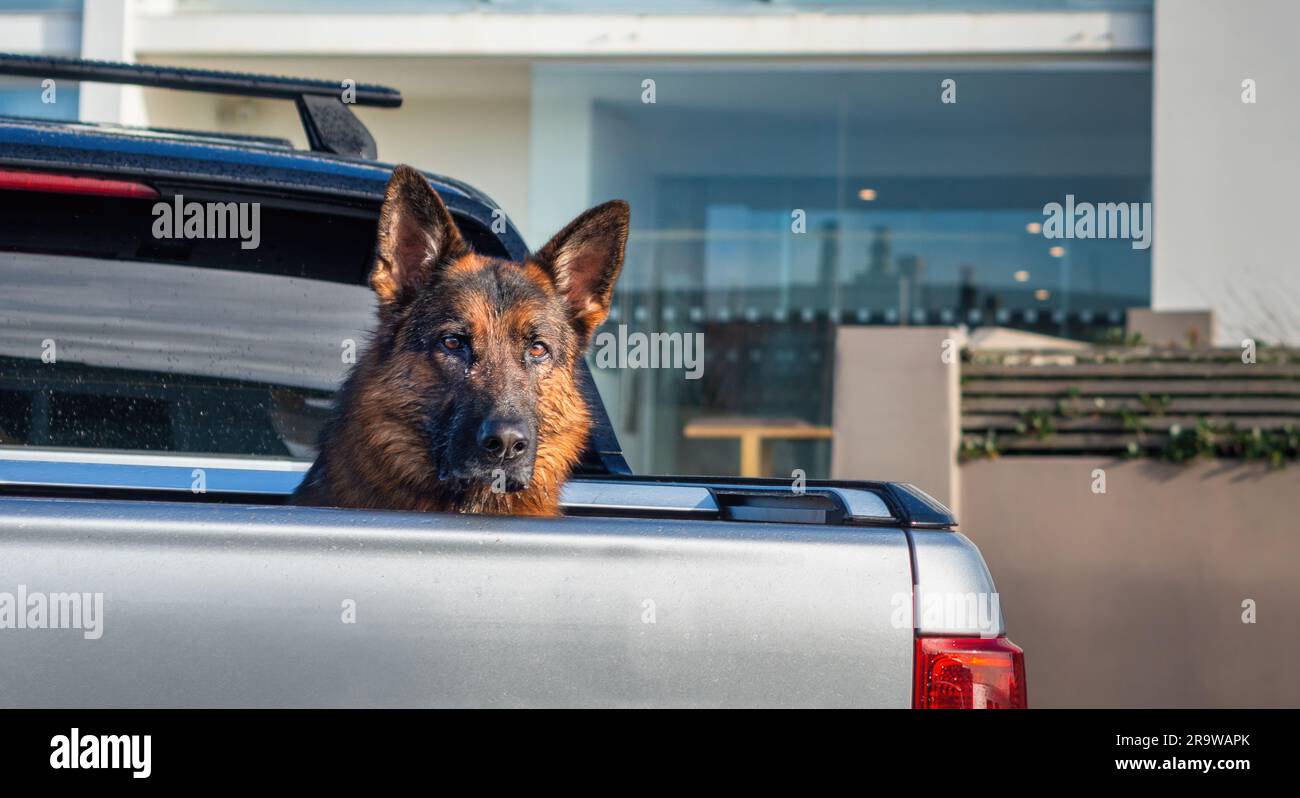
[293,165,627,516]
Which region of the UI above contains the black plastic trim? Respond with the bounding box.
[0,53,401,106]
[0,52,400,158]
[885,483,959,528]
[713,489,846,525]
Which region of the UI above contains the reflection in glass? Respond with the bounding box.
[0,252,374,457]
[532,64,1153,475]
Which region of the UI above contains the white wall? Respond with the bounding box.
[79,0,147,126]
[0,7,80,55]
[135,56,534,235]
[359,98,532,236]
[1153,0,1300,345]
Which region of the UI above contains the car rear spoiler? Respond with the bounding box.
[0,52,400,159]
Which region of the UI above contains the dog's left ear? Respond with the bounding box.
[534,200,629,347]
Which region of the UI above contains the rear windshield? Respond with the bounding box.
[0,186,404,460]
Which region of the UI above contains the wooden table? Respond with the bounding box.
[682,417,833,477]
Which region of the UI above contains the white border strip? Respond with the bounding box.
[134,11,1153,57]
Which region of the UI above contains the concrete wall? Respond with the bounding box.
[1153,0,1300,345]
[962,456,1300,708]
[1126,307,1214,348]
[831,327,963,515]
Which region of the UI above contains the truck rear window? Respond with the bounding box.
[0,188,378,459]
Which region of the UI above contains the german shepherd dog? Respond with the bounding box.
[293,165,627,516]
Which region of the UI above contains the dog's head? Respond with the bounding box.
[360,165,627,509]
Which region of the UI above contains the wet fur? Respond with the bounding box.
[293,165,627,516]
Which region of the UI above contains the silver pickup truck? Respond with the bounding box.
[0,55,1023,709]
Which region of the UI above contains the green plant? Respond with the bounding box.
[959,429,1001,462]
[1138,392,1171,416]
[1162,419,1216,463]
[1160,420,1299,468]
[1017,408,1056,441]
[1118,408,1147,435]
[1093,328,1144,347]
[960,345,1300,467]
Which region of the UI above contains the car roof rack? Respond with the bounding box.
[0,52,401,160]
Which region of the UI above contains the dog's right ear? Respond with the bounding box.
[371,165,467,306]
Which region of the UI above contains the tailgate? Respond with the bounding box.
[0,495,914,708]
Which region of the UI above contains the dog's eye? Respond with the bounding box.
[441,335,466,352]
[527,342,550,360]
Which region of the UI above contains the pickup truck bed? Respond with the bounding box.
[0,55,1018,709]
[0,469,997,707]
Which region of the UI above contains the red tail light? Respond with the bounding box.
[0,168,159,199]
[914,636,1027,709]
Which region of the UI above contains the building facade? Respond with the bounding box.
[1,0,1294,476]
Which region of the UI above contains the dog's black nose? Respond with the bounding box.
[477,418,531,460]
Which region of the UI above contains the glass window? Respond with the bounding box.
[0,189,380,458]
[0,251,369,456]
[530,63,1153,476]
